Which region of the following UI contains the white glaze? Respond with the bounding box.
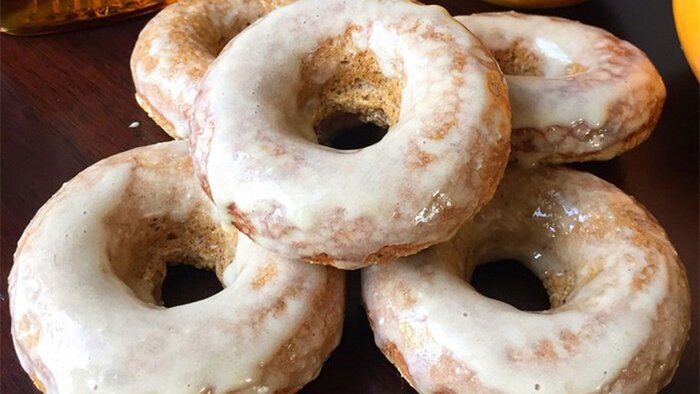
[191,0,510,268]
[456,13,665,164]
[9,141,344,394]
[131,0,273,138]
[363,166,690,393]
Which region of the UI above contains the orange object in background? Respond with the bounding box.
[479,0,589,8]
[0,0,174,36]
[674,0,700,80]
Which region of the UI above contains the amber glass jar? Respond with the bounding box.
[1,0,174,35]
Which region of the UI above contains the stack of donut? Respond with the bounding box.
[9,0,690,393]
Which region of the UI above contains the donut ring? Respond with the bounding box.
[363,166,690,393]
[191,0,511,269]
[456,12,666,164]
[9,141,344,393]
[131,0,291,139]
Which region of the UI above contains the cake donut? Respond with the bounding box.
[9,141,344,393]
[363,166,690,393]
[190,0,511,269]
[456,13,666,165]
[131,0,292,139]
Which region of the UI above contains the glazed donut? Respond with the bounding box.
[456,12,666,164]
[190,0,511,269]
[131,0,292,139]
[363,166,690,393]
[9,141,344,393]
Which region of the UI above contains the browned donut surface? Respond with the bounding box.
[131,0,292,138]
[9,141,345,393]
[190,0,511,269]
[363,166,690,393]
[458,13,666,164]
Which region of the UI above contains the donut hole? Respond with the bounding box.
[197,17,257,59]
[493,40,544,77]
[105,202,237,307]
[298,26,402,150]
[465,248,577,311]
[161,264,224,307]
[471,259,551,311]
[315,112,388,150]
[492,38,587,77]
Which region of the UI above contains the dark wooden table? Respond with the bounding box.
[1,0,697,392]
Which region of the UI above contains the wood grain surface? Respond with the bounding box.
[1,0,697,393]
